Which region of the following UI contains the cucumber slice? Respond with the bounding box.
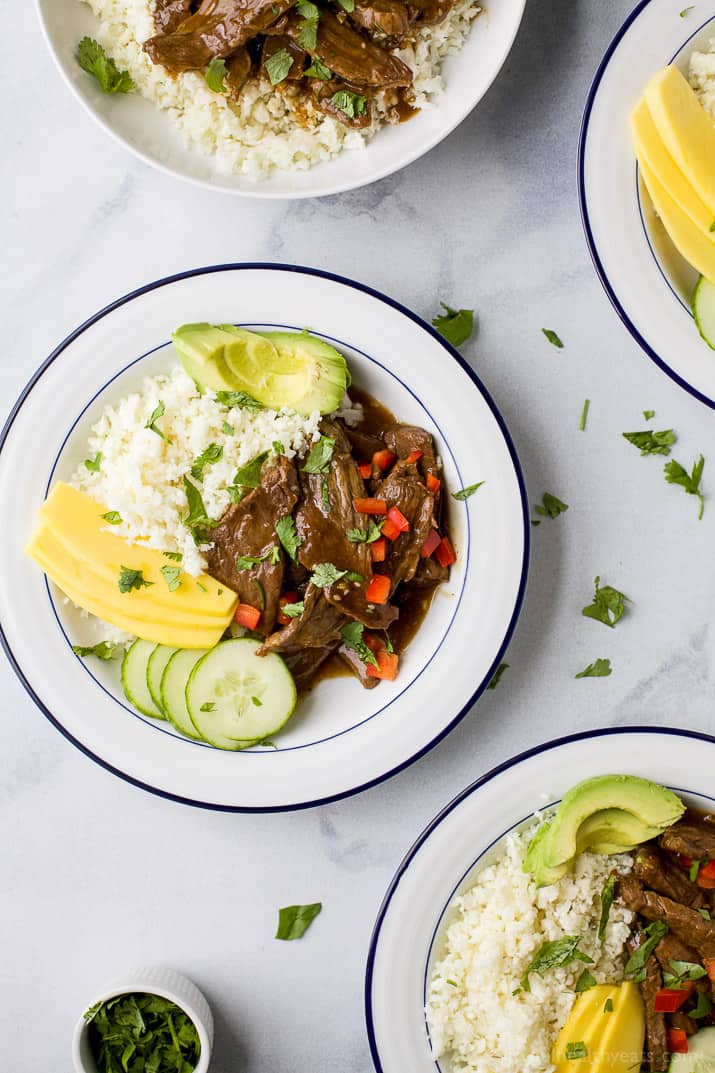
[669,1025,715,1071]
[121,640,165,719]
[693,275,715,350]
[186,638,296,750]
[146,645,178,713]
[160,648,208,740]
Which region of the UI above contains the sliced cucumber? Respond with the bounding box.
[121,639,165,719]
[160,649,208,740]
[669,1025,715,1071]
[147,645,178,714]
[186,638,296,750]
[693,275,715,351]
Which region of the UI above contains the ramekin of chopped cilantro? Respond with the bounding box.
[72,968,212,1073]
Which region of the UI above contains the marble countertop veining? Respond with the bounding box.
[3,0,715,1069]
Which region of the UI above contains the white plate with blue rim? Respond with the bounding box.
[37,0,525,199]
[579,0,715,408]
[0,264,528,812]
[365,726,715,1072]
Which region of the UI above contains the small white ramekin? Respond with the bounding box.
[72,966,213,1073]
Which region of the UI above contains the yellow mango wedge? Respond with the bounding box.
[631,98,715,238]
[640,158,715,284]
[552,982,645,1073]
[643,65,715,215]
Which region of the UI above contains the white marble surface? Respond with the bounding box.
[3,1,715,1069]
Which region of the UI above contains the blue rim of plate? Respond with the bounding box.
[0,263,530,813]
[364,724,715,1073]
[577,0,715,411]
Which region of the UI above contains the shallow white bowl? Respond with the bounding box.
[72,966,213,1073]
[365,726,715,1073]
[0,264,528,811]
[579,0,715,408]
[36,0,525,198]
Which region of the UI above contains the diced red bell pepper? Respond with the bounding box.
[426,473,441,495]
[386,506,410,534]
[667,1028,689,1054]
[370,537,387,563]
[366,648,399,680]
[381,518,402,542]
[372,449,396,472]
[435,536,457,567]
[366,574,391,605]
[697,860,715,888]
[277,591,299,627]
[354,497,388,515]
[405,449,423,464]
[234,603,261,630]
[654,987,692,1013]
[358,462,373,480]
[421,529,442,558]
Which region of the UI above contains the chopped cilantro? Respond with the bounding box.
[488,662,509,690]
[84,452,102,473]
[281,601,305,618]
[72,641,119,661]
[579,399,590,431]
[664,454,705,519]
[77,37,135,94]
[275,902,322,940]
[275,515,301,563]
[160,565,182,592]
[534,492,568,519]
[581,576,628,629]
[182,475,216,544]
[265,47,294,85]
[542,328,564,349]
[520,936,593,992]
[296,0,320,50]
[118,566,153,594]
[340,621,379,669]
[452,482,484,501]
[575,658,612,679]
[100,511,122,525]
[191,442,223,481]
[643,410,655,421]
[205,57,228,93]
[303,435,335,474]
[331,89,367,119]
[622,429,676,456]
[145,401,170,441]
[432,303,475,347]
[566,1042,588,1060]
[305,58,332,80]
[216,390,265,412]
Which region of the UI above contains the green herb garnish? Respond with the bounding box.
[643,410,655,421]
[191,442,223,481]
[85,992,200,1073]
[691,991,713,1019]
[305,58,332,80]
[205,57,228,93]
[699,908,711,921]
[72,642,119,661]
[622,429,676,456]
[582,576,628,629]
[520,936,593,992]
[664,454,705,519]
[77,37,135,94]
[84,452,102,473]
[163,552,183,562]
[432,303,475,347]
[275,515,301,563]
[275,902,322,940]
[579,399,590,431]
[160,565,182,592]
[145,401,169,441]
[346,519,383,544]
[452,482,484,501]
[321,475,331,510]
[575,658,612,679]
[690,860,701,883]
[542,328,564,349]
[331,89,367,119]
[664,959,708,985]
[566,1042,588,1060]
[340,621,379,669]
[253,578,266,611]
[575,969,597,993]
[336,0,355,9]
[296,0,320,50]
[265,47,294,84]
[100,511,122,525]
[680,5,695,14]
[200,702,216,712]
[487,662,509,690]
[216,390,265,412]
[281,601,305,618]
[118,566,153,594]
[231,452,269,497]
[235,550,272,572]
[222,421,234,436]
[182,476,216,544]
[310,563,348,588]
[303,435,335,474]
[534,492,568,519]
[625,921,669,982]
[599,874,616,940]
[604,998,614,1012]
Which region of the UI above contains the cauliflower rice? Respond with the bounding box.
[80,0,482,177]
[71,365,323,576]
[690,38,715,122]
[426,825,634,1073]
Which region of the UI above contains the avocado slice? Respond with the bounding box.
[543,775,685,869]
[172,323,349,416]
[523,819,569,888]
[575,808,664,856]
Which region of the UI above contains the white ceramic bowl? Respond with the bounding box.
[72,966,213,1073]
[0,264,528,811]
[365,726,715,1073]
[579,0,715,408]
[36,0,525,198]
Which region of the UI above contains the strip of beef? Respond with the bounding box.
[619,874,715,960]
[206,455,300,636]
[284,9,413,87]
[325,572,398,630]
[374,458,435,589]
[656,933,704,974]
[670,1011,697,1036]
[411,555,449,589]
[258,583,346,654]
[348,0,410,36]
[344,427,386,462]
[384,424,438,478]
[152,0,194,34]
[339,643,379,689]
[627,933,669,1073]
[144,0,296,75]
[407,0,454,24]
[634,844,708,910]
[281,646,337,691]
[661,822,715,860]
[225,46,253,98]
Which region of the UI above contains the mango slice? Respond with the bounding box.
[640,158,715,285]
[552,982,645,1073]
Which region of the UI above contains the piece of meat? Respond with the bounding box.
[225,46,253,98]
[619,875,715,960]
[152,0,194,34]
[257,583,346,654]
[144,0,295,75]
[325,573,398,630]
[206,455,300,636]
[281,645,337,691]
[661,822,715,861]
[634,845,707,910]
[384,424,438,478]
[339,643,379,689]
[411,555,449,589]
[344,427,386,462]
[627,932,669,1073]
[261,35,307,80]
[656,934,703,973]
[374,458,436,589]
[284,9,413,87]
[670,1010,697,1036]
[312,80,373,129]
[348,0,410,36]
[407,0,454,25]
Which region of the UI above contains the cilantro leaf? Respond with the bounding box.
[305,58,332,80]
[275,515,301,563]
[625,921,669,981]
[84,452,102,473]
[182,475,216,544]
[622,429,676,456]
[216,390,265,412]
[235,550,272,571]
[604,998,614,1012]
[265,47,294,84]
[575,658,612,679]
[222,421,234,436]
[303,435,335,474]
[432,303,475,347]
[72,641,120,661]
[160,565,182,592]
[191,443,223,481]
[331,89,367,119]
[311,563,348,588]
[581,576,628,629]
[229,451,269,501]
[296,0,320,50]
[77,37,135,94]
[281,601,305,618]
[163,551,183,562]
[275,902,322,940]
[100,511,122,525]
[534,492,568,519]
[340,621,379,669]
[145,401,170,441]
[488,662,509,690]
[643,410,655,421]
[575,969,597,993]
[118,566,153,594]
[598,875,616,939]
[84,992,200,1071]
[346,519,382,543]
[542,328,564,349]
[520,936,593,992]
[452,482,484,501]
[579,399,590,431]
[566,1042,588,1060]
[664,454,705,519]
[205,57,228,92]
[665,959,708,985]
